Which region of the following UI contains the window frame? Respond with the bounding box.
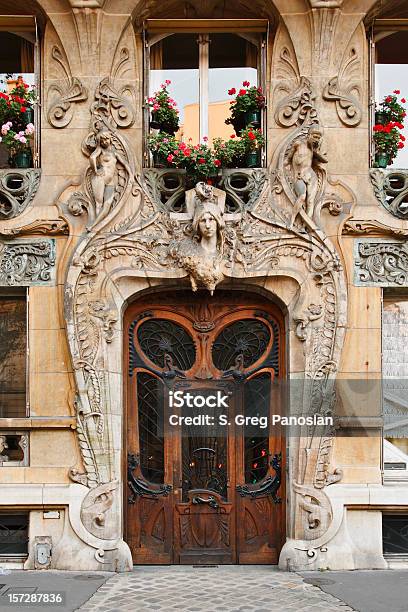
[0,15,40,168]
[0,288,29,419]
[369,19,408,168]
[143,19,268,166]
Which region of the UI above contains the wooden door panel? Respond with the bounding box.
[125,292,286,565]
[175,491,234,564]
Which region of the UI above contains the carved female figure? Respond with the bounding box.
[89,127,133,223]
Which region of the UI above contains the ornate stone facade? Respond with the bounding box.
[0,0,403,574]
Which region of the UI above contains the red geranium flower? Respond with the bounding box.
[394,90,400,95]
[398,142,405,149]
[238,89,246,96]
[198,158,205,164]
[385,96,393,103]
[248,131,256,140]
[214,159,221,167]
[402,98,406,103]
[230,134,236,139]
[20,106,26,113]
[242,80,250,87]
[228,88,236,95]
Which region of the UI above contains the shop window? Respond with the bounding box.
[0,16,39,169]
[144,20,267,170]
[0,513,29,557]
[0,289,28,418]
[370,15,408,168]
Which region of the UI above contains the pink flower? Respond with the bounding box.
[1,123,10,134]
[203,136,208,142]
[165,79,171,85]
[167,154,174,162]
[152,103,160,111]
[163,138,169,143]
[20,136,27,144]
[25,123,34,135]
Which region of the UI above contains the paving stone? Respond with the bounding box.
[77,566,355,611]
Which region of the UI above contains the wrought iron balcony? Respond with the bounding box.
[370,168,408,219]
[142,168,268,213]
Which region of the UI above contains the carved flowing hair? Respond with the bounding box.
[192,201,225,254]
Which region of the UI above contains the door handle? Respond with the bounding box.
[191,495,219,509]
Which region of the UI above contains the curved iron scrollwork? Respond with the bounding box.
[192,495,219,509]
[212,319,271,371]
[137,318,196,371]
[236,453,282,504]
[127,453,172,504]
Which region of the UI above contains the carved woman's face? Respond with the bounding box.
[198,213,217,239]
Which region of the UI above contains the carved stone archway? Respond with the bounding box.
[55,59,354,569]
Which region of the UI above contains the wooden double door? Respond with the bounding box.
[125,291,285,565]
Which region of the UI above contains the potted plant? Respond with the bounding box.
[375,91,406,125]
[1,121,34,168]
[240,126,265,167]
[373,121,405,168]
[0,77,37,132]
[225,82,265,135]
[146,80,180,135]
[213,135,246,168]
[148,132,179,167]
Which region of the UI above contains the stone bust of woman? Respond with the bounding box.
[169,182,226,294]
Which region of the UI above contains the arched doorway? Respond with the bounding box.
[124,290,286,565]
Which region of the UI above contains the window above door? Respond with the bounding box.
[144,19,267,169]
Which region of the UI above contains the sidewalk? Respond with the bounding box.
[1,566,407,611]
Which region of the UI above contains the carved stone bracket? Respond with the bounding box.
[0,239,56,286]
[275,74,318,128]
[47,46,88,128]
[0,170,41,220]
[0,219,69,238]
[354,239,408,286]
[370,168,408,219]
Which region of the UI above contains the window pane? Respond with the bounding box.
[244,373,270,484]
[137,372,165,484]
[375,32,408,168]
[0,294,26,418]
[150,34,199,143]
[209,34,258,141]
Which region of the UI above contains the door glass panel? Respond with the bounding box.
[181,388,228,501]
[137,372,164,484]
[244,373,271,484]
[212,319,270,371]
[137,318,196,370]
[209,33,258,141]
[150,34,199,143]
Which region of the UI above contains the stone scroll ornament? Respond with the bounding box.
[0,239,56,286]
[47,46,88,128]
[63,69,351,568]
[322,47,362,127]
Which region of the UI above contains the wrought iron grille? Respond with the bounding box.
[137,318,196,370]
[137,372,165,484]
[0,513,29,556]
[244,373,271,484]
[383,514,408,554]
[212,319,271,370]
[182,439,228,502]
